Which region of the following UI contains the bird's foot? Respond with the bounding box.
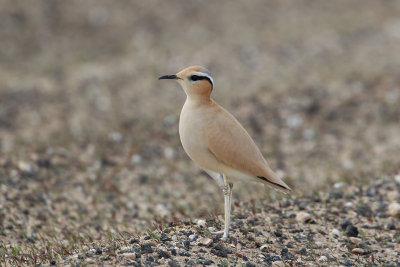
[210,230,228,241]
[210,230,224,235]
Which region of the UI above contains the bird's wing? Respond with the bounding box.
[204,104,291,191]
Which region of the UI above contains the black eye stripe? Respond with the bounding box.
[189,75,213,87]
[190,75,203,81]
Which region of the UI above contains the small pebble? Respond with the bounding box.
[343,160,354,170]
[345,202,353,208]
[387,191,399,202]
[286,115,303,128]
[302,129,315,140]
[141,243,155,254]
[188,234,196,241]
[99,255,110,261]
[387,202,400,217]
[271,255,281,261]
[349,237,361,244]
[351,248,364,255]
[314,241,323,248]
[157,249,170,259]
[331,229,340,237]
[271,261,284,267]
[199,237,213,246]
[295,211,313,223]
[208,227,216,232]
[86,258,95,264]
[164,147,174,158]
[340,220,352,230]
[168,259,180,267]
[274,229,283,237]
[108,132,122,143]
[18,161,36,174]
[394,174,400,184]
[345,225,359,237]
[333,182,345,189]
[131,154,142,164]
[386,223,396,230]
[197,219,206,227]
[171,235,178,241]
[260,244,269,252]
[122,253,136,259]
[318,256,328,262]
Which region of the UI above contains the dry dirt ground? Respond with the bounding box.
[0,1,400,266]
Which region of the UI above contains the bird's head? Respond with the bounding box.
[159,66,214,97]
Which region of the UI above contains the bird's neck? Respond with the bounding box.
[186,94,212,105]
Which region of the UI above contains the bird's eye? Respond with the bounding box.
[189,75,201,81]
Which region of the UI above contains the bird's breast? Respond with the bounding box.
[179,104,205,156]
[178,101,220,171]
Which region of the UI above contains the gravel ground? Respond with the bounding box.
[48,177,400,266]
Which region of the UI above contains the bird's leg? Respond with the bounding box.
[211,174,232,241]
[227,182,234,234]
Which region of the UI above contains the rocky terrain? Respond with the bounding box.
[46,177,400,266]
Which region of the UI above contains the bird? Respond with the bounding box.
[159,66,291,241]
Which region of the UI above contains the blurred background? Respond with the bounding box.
[1,0,400,249]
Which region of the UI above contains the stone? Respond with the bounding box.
[394,175,400,184]
[108,132,122,143]
[349,237,362,244]
[314,241,323,248]
[331,229,340,237]
[199,237,213,246]
[164,147,174,158]
[345,202,353,208]
[272,261,284,267]
[122,253,136,260]
[344,225,358,237]
[387,191,399,202]
[318,256,328,262]
[260,244,269,252]
[286,115,303,128]
[86,258,95,264]
[357,205,373,217]
[18,161,37,174]
[168,259,180,267]
[296,211,313,223]
[351,248,364,255]
[196,219,206,227]
[131,154,142,164]
[340,220,352,230]
[333,182,345,189]
[387,202,400,217]
[210,248,228,257]
[385,223,396,230]
[119,246,134,253]
[157,249,170,259]
[141,243,155,254]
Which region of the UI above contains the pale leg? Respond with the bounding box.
[211,174,233,241]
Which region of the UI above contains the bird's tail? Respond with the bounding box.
[257,168,291,194]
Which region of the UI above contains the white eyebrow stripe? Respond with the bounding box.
[192,71,214,85]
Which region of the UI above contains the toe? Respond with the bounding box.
[210,230,224,235]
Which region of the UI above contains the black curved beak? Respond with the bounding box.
[158,74,179,80]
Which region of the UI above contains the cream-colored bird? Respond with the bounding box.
[159,66,291,241]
